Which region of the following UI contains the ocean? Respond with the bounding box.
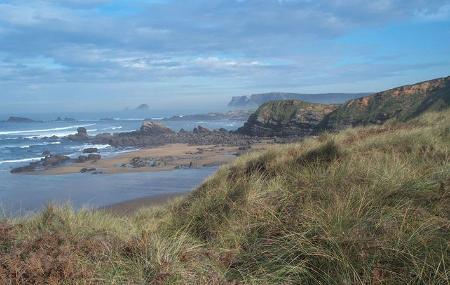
[0,112,244,216]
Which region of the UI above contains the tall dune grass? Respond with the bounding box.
[1,110,449,284]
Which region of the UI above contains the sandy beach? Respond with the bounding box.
[37,143,266,175]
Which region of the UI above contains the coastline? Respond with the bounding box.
[33,143,262,175]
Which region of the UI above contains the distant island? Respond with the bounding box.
[135,104,150,111]
[228,92,371,108]
[3,116,40,123]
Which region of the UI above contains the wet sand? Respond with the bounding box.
[38,143,243,175]
[100,192,186,216]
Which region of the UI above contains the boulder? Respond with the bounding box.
[80,168,96,173]
[42,155,70,167]
[76,154,101,163]
[139,121,174,136]
[82,148,98,154]
[77,127,87,137]
[67,127,89,141]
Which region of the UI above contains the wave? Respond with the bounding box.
[0,124,96,136]
[18,142,62,149]
[113,118,144,121]
[101,126,123,131]
[0,157,44,165]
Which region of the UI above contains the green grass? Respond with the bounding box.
[1,110,449,284]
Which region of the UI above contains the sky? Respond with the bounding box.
[0,0,449,113]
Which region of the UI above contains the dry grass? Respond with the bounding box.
[1,110,449,284]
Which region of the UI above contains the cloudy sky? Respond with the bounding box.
[0,0,449,113]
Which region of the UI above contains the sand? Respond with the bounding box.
[37,143,252,175]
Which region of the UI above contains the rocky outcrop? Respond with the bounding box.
[10,152,70,173]
[140,121,175,135]
[67,127,89,141]
[238,100,337,137]
[228,92,370,108]
[82,148,98,154]
[75,154,101,163]
[193,126,211,134]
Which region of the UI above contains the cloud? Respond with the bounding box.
[0,0,449,111]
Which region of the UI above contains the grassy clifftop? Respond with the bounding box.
[320,76,450,130]
[1,110,449,284]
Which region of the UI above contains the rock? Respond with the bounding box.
[77,127,87,136]
[80,168,96,173]
[139,121,174,136]
[10,164,37,173]
[67,127,89,141]
[82,148,98,154]
[193,126,211,134]
[76,154,101,163]
[42,150,51,157]
[41,155,70,167]
[88,154,101,161]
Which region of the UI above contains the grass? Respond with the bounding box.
[1,110,449,284]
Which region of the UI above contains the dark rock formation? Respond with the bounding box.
[10,153,70,173]
[41,155,70,167]
[67,127,89,141]
[82,148,98,154]
[193,126,211,134]
[238,100,337,137]
[76,154,101,163]
[80,168,96,173]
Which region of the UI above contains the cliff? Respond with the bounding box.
[319,76,450,130]
[238,100,337,137]
[228,92,370,108]
[239,76,450,137]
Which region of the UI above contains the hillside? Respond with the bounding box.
[238,100,337,136]
[228,92,371,108]
[320,76,450,130]
[1,109,449,284]
[239,76,450,137]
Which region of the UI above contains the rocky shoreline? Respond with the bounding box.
[67,121,261,148]
[10,121,273,174]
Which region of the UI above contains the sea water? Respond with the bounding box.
[0,112,244,216]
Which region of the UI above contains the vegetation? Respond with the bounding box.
[320,76,450,130]
[1,109,449,284]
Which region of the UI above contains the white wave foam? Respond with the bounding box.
[0,157,44,165]
[101,126,123,131]
[0,124,96,136]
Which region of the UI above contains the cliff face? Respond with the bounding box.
[238,100,337,137]
[238,76,450,137]
[319,76,450,130]
[228,92,370,108]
